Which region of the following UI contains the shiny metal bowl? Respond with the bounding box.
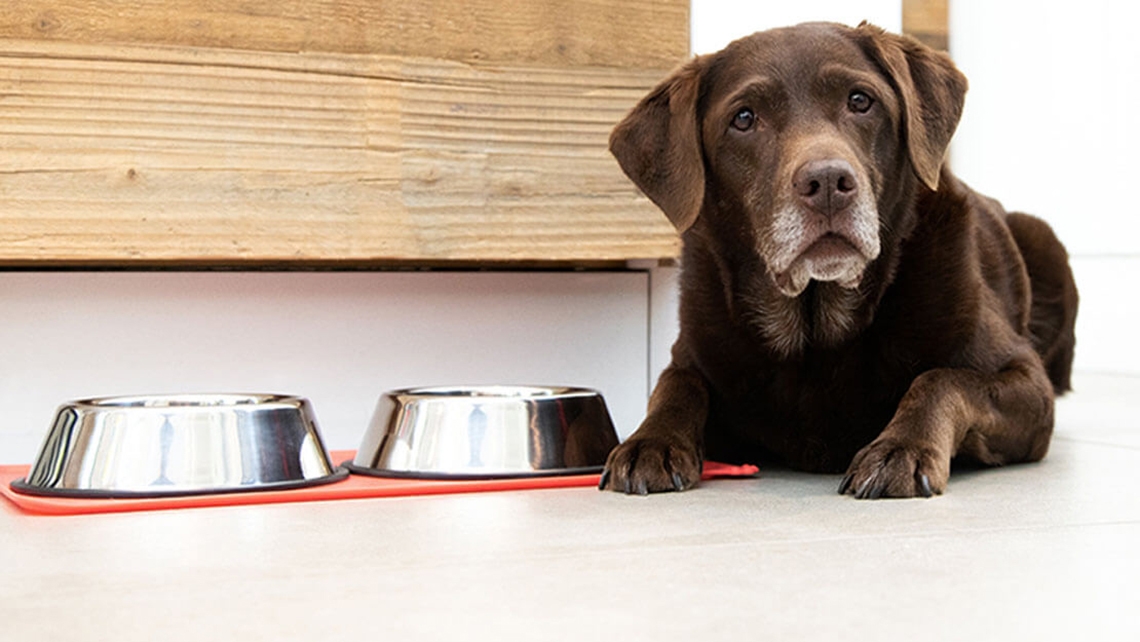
[347,386,620,479]
[11,394,347,498]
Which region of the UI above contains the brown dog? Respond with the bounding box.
[599,22,1079,498]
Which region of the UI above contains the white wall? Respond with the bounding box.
[0,272,649,464]
[950,1,1140,375]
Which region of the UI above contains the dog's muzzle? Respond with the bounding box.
[765,159,881,297]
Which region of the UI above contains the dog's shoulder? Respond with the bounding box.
[924,173,1031,326]
[877,173,1033,362]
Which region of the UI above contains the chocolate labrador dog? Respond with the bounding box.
[599,22,1078,498]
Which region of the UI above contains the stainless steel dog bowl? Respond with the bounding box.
[11,394,347,498]
[347,386,620,479]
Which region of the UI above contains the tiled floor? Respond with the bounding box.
[0,372,1136,641]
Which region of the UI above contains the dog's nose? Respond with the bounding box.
[794,160,858,216]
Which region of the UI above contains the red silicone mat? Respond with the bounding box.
[0,450,759,516]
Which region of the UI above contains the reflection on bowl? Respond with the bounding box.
[348,386,620,479]
[11,394,346,498]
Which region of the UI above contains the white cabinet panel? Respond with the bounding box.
[0,272,649,464]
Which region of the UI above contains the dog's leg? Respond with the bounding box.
[839,343,1054,499]
[599,364,708,495]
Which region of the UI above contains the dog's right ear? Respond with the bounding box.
[855,23,967,192]
[609,58,706,233]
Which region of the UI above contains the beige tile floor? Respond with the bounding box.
[1,372,1136,641]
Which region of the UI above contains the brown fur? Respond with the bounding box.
[599,23,1079,498]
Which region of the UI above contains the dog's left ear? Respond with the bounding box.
[856,23,968,191]
[609,57,707,232]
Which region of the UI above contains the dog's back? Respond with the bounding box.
[1006,212,1079,393]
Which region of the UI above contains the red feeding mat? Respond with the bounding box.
[0,450,759,516]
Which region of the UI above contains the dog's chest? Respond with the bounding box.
[700,334,912,471]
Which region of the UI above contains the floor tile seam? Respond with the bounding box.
[1069,371,1140,382]
[628,517,1140,551]
[34,519,1123,577]
[1052,435,1140,451]
[356,519,1140,570]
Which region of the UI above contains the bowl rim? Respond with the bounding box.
[64,393,307,411]
[388,385,603,400]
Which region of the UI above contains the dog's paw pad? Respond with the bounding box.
[840,438,947,499]
[599,437,701,495]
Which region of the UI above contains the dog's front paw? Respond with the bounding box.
[599,436,702,495]
[839,437,948,499]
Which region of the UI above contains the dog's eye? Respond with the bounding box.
[731,108,756,132]
[848,91,874,113]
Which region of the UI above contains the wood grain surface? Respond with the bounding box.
[0,2,687,266]
[1,0,688,67]
[903,0,948,51]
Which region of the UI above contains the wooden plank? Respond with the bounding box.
[903,0,948,51]
[1,0,689,68]
[0,40,679,265]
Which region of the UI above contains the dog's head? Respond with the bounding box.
[611,22,967,298]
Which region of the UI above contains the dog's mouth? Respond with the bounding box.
[771,233,870,297]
